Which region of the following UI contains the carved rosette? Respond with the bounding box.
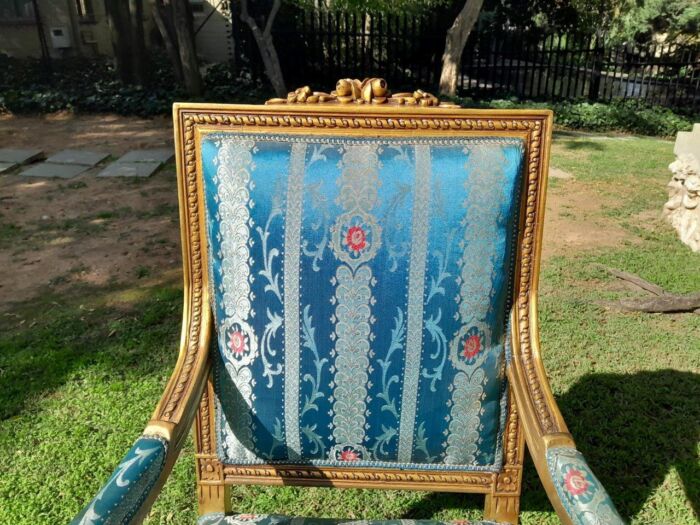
[266,77,459,108]
[199,457,222,482]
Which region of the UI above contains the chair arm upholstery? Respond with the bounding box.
[545,446,624,525]
[69,435,168,525]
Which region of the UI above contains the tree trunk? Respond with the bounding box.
[105,0,148,84]
[152,2,184,82]
[171,0,203,96]
[129,0,148,84]
[105,0,135,83]
[439,0,484,96]
[240,0,286,97]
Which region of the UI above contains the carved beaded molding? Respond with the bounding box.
[196,382,214,455]
[170,106,555,490]
[220,465,494,488]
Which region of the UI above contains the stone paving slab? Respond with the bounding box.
[97,161,162,178]
[22,163,91,179]
[117,148,173,164]
[45,149,109,166]
[0,162,18,174]
[0,148,44,164]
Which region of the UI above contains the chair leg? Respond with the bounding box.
[484,493,520,524]
[198,480,231,515]
[195,377,230,516]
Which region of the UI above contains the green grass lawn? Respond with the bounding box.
[0,133,698,524]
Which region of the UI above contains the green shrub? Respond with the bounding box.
[0,54,268,117]
[456,96,696,137]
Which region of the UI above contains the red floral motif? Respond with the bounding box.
[237,515,260,521]
[462,334,482,359]
[345,225,367,253]
[228,330,247,357]
[564,468,590,496]
[339,449,361,462]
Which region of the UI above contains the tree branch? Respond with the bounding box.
[617,293,700,313]
[599,266,700,313]
[596,265,666,296]
[264,0,282,37]
[239,0,251,23]
[238,0,286,96]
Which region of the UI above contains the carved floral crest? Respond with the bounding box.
[266,77,459,107]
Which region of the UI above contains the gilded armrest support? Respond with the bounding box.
[507,311,625,525]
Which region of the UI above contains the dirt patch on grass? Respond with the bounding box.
[0,114,180,312]
[0,114,636,312]
[0,112,173,154]
[0,170,182,312]
[542,178,633,259]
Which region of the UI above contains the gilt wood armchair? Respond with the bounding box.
[71,79,624,525]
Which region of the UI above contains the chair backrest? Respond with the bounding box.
[181,86,552,492]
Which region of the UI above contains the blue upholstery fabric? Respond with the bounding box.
[546,447,625,525]
[201,133,525,470]
[70,435,167,525]
[198,515,500,525]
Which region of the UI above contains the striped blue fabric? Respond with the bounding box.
[201,134,525,471]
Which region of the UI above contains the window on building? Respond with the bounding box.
[0,0,34,20]
[75,0,94,20]
[190,0,205,14]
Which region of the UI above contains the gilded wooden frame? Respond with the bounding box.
[141,95,579,525]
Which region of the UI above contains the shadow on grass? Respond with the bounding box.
[561,140,606,151]
[558,370,700,519]
[399,370,699,521]
[0,283,182,421]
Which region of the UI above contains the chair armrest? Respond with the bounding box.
[70,436,168,525]
[545,446,624,525]
[69,299,213,524]
[506,310,626,524]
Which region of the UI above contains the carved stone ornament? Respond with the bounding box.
[664,154,700,252]
[266,77,459,108]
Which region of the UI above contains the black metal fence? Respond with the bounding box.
[270,9,450,92]
[460,32,699,108]
[232,6,699,110]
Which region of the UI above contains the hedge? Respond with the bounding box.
[460,97,696,137]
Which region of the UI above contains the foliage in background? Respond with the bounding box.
[297,0,700,44]
[480,0,582,33]
[593,0,700,44]
[482,0,700,44]
[0,54,694,137]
